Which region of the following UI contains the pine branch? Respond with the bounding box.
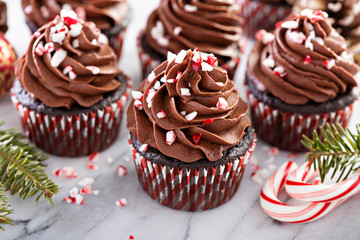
[0,182,14,230]
[302,123,360,183]
[0,122,59,204]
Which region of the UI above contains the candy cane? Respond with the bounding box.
[286,164,360,203]
[260,161,348,223]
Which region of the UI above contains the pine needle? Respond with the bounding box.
[0,182,14,230]
[302,123,360,183]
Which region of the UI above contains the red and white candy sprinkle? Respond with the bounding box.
[92,190,100,196]
[78,177,94,187]
[70,23,83,37]
[262,58,275,68]
[181,88,191,96]
[281,21,299,29]
[269,147,280,156]
[289,31,306,44]
[184,4,198,12]
[201,62,213,72]
[106,156,114,164]
[35,42,45,56]
[69,187,79,198]
[262,32,274,45]
[115,198,128,207]
[304,55,311,64]
[69,71,77,80]
[75,194,84,205]
[323,59,335,69]
[175,50,187,63]
[173,26,182,35]
[63,65,73,75]
[217,97,228,110]
[80,185,92,195]
[167,51,176,63]
[156,110,167,119]
[62,166,77,178]
[273,66,286,78]
[117,165,127,176]
[87,163,99,170]
[72,39,80,48]
[51,32,66,45]
[154,81,161,90]
[44,42,55,53]
[166,131,176,145]
[89,152,99,162]
[139,144,148,152]
[131,91,143,101]
[148,71,155,82]
[64,196,76,204]
[134,100,143,110]
[185,111,197,121]
[86,66,100,75]
[51,48,67,68]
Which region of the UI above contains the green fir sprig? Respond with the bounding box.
[0,182,14,230]
[0,121,59,230]
[302,123,360,183]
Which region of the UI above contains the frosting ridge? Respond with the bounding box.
[127,49,251,163]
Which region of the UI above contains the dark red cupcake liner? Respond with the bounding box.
[128,136,256,211]
[10,77,132,157]
[238,0,292,38]
[136,30,241,81]
[247,91,354,152]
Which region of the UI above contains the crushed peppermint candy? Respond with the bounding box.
[148,71,156,82]
[175,50,187,63]
[217,97,228,110]
[89,152,99,162]
[64,196,76,204]
[115,198,128,207]
[69,187,79,198]
[180,111,186,115]
[269,147,280,156]
[201,62,213,72]
[206,54,217,66]
[262,32,274,45]
[166,131,176,145]
[167,51,176,63]
[156,110,167,119]
[314,37,324,45]
[281,21,299,29]
[75,194,84,205]
[72,39,80,48]
[203,118,214,124]
[78,177,94,187]
[173,26,182,35]
[184,4,198,12]
[160,75,167,83]
[62,166,77,178]
[154,81,161,90]
[51,48,67,67]
[146,89,156,108]
[181,88,191,96]
[63,65,73,75]
[185,111,197,121]
[262,58,275,68]
[132,91,143,100]
[106,156,114,164]
[80,185,92,195]
[92,190,100,196]
[87,163,99,170]
[139,144,148,152]
[289,31,306,44]
[35,42,45,56]
[69,71,77,80]
[273,66,286,78]
[323,59,335,69]
[44,42,55,53]
[86,66,100,75]
[192,132,202,145]
[117,165,127,176]
[129,235,135,240]
[134,100,143,110]
[70,23,83,37]
[51,32,66,44]
[304,55,311,64]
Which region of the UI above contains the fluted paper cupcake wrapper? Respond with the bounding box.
[136,30,240,81]
[107,27,127,60]
[247,91,354,152]
[128,136,256,211]
[238,0,292,38]
[10,78,132,157]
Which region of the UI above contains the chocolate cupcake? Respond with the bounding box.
[246,10,359,152]
[137,0,243,81]
[293,0,360,65]
[12,9,131,157]
[238,0,293,38]
[127,49,256,211]
[21,0,131,59]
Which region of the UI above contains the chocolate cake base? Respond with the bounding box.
[12,73,128,116]
[130,127,255,169]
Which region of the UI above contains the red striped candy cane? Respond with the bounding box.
[260,161,347,223]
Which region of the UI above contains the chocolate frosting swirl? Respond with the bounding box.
[257,0,293,4]
[294,0,360,64]
[127,49,251,163]
[15,10,121,109]
[145,0,243,59]
[247,10,359,105]
[21,0,129,30]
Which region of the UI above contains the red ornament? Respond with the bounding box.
[192,132,202,145]
[203,118,214,124]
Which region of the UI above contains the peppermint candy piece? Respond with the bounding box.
[51,49,67,68]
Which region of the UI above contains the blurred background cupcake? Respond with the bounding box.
[293,0,360,65]
[0,0,16,99]
[246,10,359,152]
[138,0,244,81]
[12,9,131,157]
[127,48,256,211]
[238,0,294,38]
[21,0,131,59]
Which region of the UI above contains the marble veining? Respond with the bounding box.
[1,0,360,239]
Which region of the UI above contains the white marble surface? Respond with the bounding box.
[1,1,360,239]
